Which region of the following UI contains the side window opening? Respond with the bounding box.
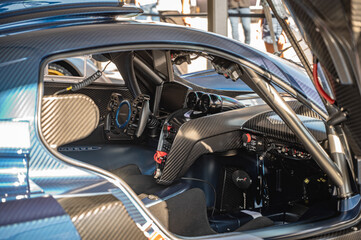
[44,55,125,85]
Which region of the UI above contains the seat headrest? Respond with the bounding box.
[41,94,99,148]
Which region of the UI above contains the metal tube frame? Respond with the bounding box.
[327,125,353,198]
[243,67,349,196]
[236,58,329,120]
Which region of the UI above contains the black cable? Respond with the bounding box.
[102,61,112,72]
[54,61,112,95]
[181,177,217,217]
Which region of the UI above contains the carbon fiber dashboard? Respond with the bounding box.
[157,102,326,185]
[242,111,327,143]
[157,104,272,185]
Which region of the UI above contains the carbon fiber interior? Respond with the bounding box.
[158,101,326,185]
[157,104,272,185]
[41,94,99,148]
[58,194,146,240]
[242,111,327,143]
[178,131,243,177]
[287,101,322,119]
[44,83,133,119]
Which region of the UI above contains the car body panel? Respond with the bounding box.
[0,0,120,13]
[0,10,324,238]
[0,0,125,22]
[1,1,355,239]
[0,214,80,240]
[0,196,80,239]
[0,20,324,108]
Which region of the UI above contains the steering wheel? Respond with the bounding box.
[123,94,151,138]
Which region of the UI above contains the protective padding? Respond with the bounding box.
[41,94,99,148]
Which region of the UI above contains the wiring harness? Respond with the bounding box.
[54,61,111,95]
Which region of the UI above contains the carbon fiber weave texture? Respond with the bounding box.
[157,105,271,185]
[285,0,339,79]
[0,15,332,238]
[41,94,99,148]
[0,18,325,194]
[287,101,321,119]
[285,0,361,154]
[178,131,243,177]
[58,194,146,240]
[44,83,133,119]
[0,20,323,111]
[0,215,80,239]
[157,101,325,185]
[242,111,326,143]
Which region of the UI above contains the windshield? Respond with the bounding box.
[263,52,325,111]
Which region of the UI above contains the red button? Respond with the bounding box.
[167,125,172,132]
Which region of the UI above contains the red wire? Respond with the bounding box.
[313,62,335,104]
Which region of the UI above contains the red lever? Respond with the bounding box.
[246,133,251,143]
[154,151,168,164]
